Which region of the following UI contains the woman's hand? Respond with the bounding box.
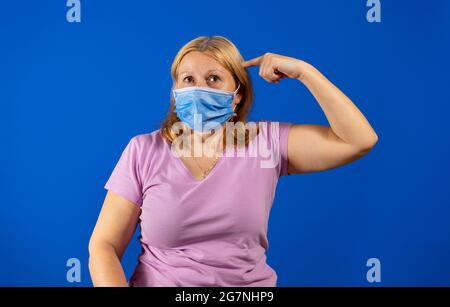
[242,52,378,174]
[242,52,309,83]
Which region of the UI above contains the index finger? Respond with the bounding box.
[242,56,263,68]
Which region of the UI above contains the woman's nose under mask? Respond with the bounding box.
[172,83,240,132]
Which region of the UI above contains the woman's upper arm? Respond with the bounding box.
[287,123,372,174]
[89,190,141,259]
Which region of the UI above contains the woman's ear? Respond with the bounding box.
[233,94,242,110]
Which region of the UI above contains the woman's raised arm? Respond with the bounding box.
[243,53,379,174]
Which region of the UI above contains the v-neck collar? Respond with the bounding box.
[160,132,227,183]
[174,153,225,182]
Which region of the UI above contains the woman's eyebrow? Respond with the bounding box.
[179,69,224,76]
[178,70,189,76]
[206,69,224,74]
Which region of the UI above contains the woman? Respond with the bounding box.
[88,35,378,287]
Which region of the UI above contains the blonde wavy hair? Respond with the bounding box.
[160,35,259,149]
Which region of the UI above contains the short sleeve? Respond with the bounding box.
[278,122,292,177]
[104,136,143,206]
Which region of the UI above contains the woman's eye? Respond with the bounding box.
[208,75,221,82]
[183,76,193,83]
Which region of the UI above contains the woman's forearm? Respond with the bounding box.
[88,242,129,287]
[297,61,379,150]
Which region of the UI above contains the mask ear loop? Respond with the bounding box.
[232,82,241,118]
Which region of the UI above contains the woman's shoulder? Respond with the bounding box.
[130,128,161,144]
[126,128,166,156]
[251,120,291,137]
[254,119,290,126]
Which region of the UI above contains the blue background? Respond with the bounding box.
[1,0,449,286]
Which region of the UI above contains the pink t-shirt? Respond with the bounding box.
[104,120,292,287]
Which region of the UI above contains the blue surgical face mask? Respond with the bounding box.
[172,83,241,132]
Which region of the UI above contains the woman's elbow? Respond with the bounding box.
[88,237,116,261]
[356,132,379,155]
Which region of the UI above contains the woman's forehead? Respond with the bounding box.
[179,52,227,75]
